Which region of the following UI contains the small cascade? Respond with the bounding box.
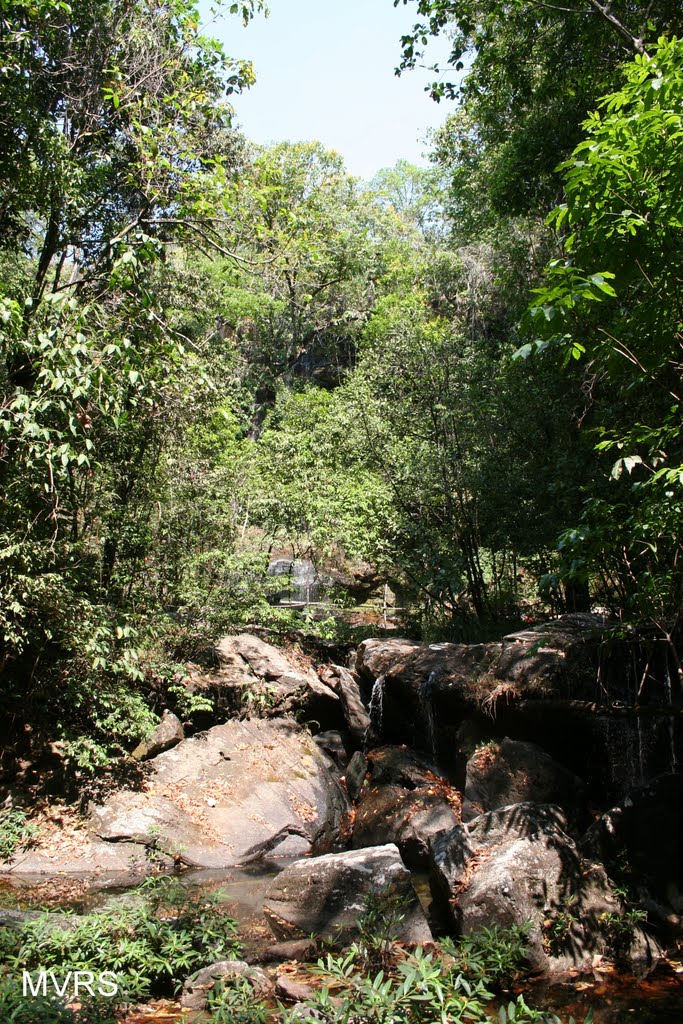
[419,671,438,763]
[664,660,678,773]
[368,675,386,736]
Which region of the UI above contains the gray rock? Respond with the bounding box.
[429,826,475,910]
[462,738,584,822]
[263,844,432,944]
[181,959,272,1012]
[275,976,317,1002]
[345,750,368,802]
[183,634,343,731]
[429,807,660,976]
[89,718,349,869]
[132,711,184,761]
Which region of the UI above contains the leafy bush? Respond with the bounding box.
[0,808,38,862]
[0,876,241,1006]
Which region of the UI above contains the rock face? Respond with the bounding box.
[462,738,585,824]
[319,664,371,746]
[355,616,682,801]
[184,634,342,732]
[89,718,350,868]
[429,802,659,976]
[263,844,432,944]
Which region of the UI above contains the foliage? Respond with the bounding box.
[0,876,241,1004]
[523,37,683,623]
[0,808,38,862]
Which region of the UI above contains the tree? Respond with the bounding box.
[394,0,683,231]
[522,37,683,623]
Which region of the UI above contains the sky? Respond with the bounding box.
[199,0,457,181]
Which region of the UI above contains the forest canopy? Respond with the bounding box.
[1,0,682,775]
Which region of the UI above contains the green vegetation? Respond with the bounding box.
[1,0,681,778]
[0,877,241,1015]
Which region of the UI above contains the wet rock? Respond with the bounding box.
[181,959,272,1012]
[462,738,584,823]
[132,711,184,761]
[345,750,368,802]
[366,746,437,789]
[89,718,349,869]
[263,844,432,944]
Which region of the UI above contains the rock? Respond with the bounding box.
[261,939,317,963]
[89,718,349,869]
[132,711,184,761]
[345,750,368,802]
[429,801,659,976]
[429,826,474,912]
[313,730,349,768]
[181,959,272,1012]
[183,634,343,732]
[355,638,421,684]
[0,834,154,877]
[275,976,317,1003]
[462,738,584,823]
[353,786,458,867]
[366,746,437,789]
[263,844,432,944]
[319,665,371,745]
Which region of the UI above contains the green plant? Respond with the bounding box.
[0,808,38,862]
[289,944,556,1024]
[441,922,532,983]
[0,876,241,1005]
[208,977,270,1024]
[542,897,578,955]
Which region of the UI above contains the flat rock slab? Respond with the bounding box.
[89,718,349,868]
[263,843,432,944]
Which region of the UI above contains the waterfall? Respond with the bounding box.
[368,675,385,736]
[419,671,438,764]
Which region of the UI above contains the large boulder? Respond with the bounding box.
[352,785,458,867]
[462,738,585,824]
[350,747,460,867]
[89,718,350,868]
[263,844,432,944]
[183,634,342,731]
[429,802,659,976]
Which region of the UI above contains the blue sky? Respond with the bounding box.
[200,0,457,181]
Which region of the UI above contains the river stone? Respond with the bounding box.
[462,738,584,822]
[89,718,349,868]
[263,844,432,944]
[181,959,272,1012]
